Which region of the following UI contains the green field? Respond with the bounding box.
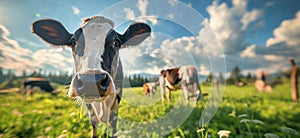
[0,80,299,138]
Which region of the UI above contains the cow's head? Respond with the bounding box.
[160,67,181,90]
[32,16,151,102]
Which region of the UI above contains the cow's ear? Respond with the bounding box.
[119,23,151,47]
[32,19,72,46]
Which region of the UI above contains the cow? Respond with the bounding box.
[143,82,159,95]
[255,70,272,92]
[159,65,202,104]
[32,16,151,137]
[22,78,56,96]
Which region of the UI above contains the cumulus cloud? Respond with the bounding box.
[123,0,158,25]
[264,55,285,61]
[32,49,73,73]
[199,64,210,75]
[266,11,300,47]
[240,44,256,58]
[124,8,136,20]
[121,0,269,75]
[0,25,37,74]
[168,0,177,7]
[0,24,74,75]
[137,0,148,16]
[205,0,263,54]
[72,6,80,15]
[241,9,263,30]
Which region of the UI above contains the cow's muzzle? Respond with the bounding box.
[73,71,111,97]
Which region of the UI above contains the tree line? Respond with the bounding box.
[123,74,158,87]
[0,65,293,89]
[0,67,160,88]
[0,67,73,88]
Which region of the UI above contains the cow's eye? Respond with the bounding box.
[113,40,120,48]
[69,39,76,48]
[72,39,76,47]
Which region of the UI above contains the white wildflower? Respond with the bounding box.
[252,119,265,125]
[238,114,247,118]
[217,130,231,138]
[264,133,280,138]
[281,126,298,135]
[240,118,251,123]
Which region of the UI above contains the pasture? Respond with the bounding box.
[0,80,299,138]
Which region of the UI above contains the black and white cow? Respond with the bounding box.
[32,16,151,137]
[22,78,55,96]
[159,65,202,104]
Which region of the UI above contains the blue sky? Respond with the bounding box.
[0,0,300,76]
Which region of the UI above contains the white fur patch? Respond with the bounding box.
[78,18,113,72]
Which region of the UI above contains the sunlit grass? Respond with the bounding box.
[0,81,299,137]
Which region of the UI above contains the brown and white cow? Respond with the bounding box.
[32,16,151,137]
[159,65,202,104]
[143,82,159,95]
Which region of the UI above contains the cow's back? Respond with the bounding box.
[179,65,198,84]
[24,80,54,92]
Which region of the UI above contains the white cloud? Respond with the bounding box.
[266,11,300,47]
[199,64,210,75]
[0,24,74,75]
[168,0,177,7]
[32,49,73,73]
[264,55,285,61]
[124,8,136,20]
[137,0,148,16]
[167,13,174,19]
[240,44,256,58]
[231,0,247,14]
[72,6,80,15]
[265,1,276,7]
[123,0,158,25]
[0,25,37,74]
[205,0,263,54]
[241,9,263,30]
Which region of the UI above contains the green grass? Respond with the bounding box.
[0,80,299,137]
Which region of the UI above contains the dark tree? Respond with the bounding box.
[0,67,3,76]
[228,65,241,84]
[218,72,225,84]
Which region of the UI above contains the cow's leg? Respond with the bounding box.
[86,104,98,138]
[22,87,28,97]
[109,111,118,137]
[181,80,189,103]
[160,87,165,103]
[159,76,165,103]
[193,82,201,104]
[152,88,156,96]
[166,88,171,102]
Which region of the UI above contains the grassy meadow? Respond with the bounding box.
[0,79,299,138]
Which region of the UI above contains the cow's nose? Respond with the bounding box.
[74,73,110,96]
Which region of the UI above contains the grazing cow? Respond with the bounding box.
[32,16,151,137]
[143,82,159,95]
[255,70,272,92]
[22,78,55,96]
[159,65,202,104]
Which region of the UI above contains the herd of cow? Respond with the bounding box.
[29,16,204,137]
